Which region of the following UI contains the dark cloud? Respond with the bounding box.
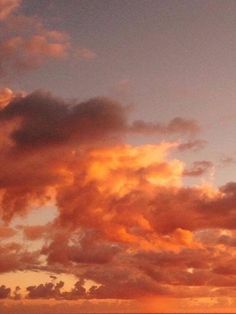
[27,281,64,299]
[0,285,11,299]
[0,91,201,221]
[131,117,199,136]
[0,91,200,153]
[12,286,21,300]
[23,224,52,240]
[0,92,127,151]
[183,160,213,176]
[42,229,121,266]
[218,235,236,247]
[0,242,40,273]
[26,280,87,300]
[177,139,207,151]
[0,225,16,238]
[61,280,87,300]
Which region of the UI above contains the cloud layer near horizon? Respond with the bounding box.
[0,89,235,304]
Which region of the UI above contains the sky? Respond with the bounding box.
[0,0,236,313]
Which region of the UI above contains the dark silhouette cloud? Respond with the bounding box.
[177,139,207,151]
[183,160,213,176]
[27,281,64,299]
[0,285,11,299]
[131,117,199,136]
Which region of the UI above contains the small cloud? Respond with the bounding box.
[0,1,96,77]
[177,139,207,152]
[75,47,97,60]
[183,160,214,177]
[220,156,236,167]
[131,117,200,136]
[0,87,14,108]
[0,225,16,238]
[0,285,11,299]
[0,0,20,21]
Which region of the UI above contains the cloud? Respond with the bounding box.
[183,160,214,176]
[0,90,236,303]
[0,92,128,220]
[0,88,14,108]
[0,93,234,237]
[26,280,88,300]
[0,33,70,74]
[0,0,20,21]
[0,1,96,77]
[220,156,236,167]
[218,234,236,247]
[0,91,200,154]
[0,242,40,273]
[25,272,168,300]
[60,280,87,300]
[87,268,169,299]
[27,281,64,299]
[0,92,127,151]
[42,229,121,266]
[0,0,234,309]
[23,224,50,241]
[177,139,207,151]
[0,225,16,238]
[131,117,200,136]
[0,285,11,299]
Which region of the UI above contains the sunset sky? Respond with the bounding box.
[0,0,236,313]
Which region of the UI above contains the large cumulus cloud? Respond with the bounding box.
[0,90,236,302]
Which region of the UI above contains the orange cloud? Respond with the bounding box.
[0,0,20,21]
[0,2,96,76]
[0,33,70,73]
[0,90,236,304]
[0,226,16,238]
[0,88,14,108]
